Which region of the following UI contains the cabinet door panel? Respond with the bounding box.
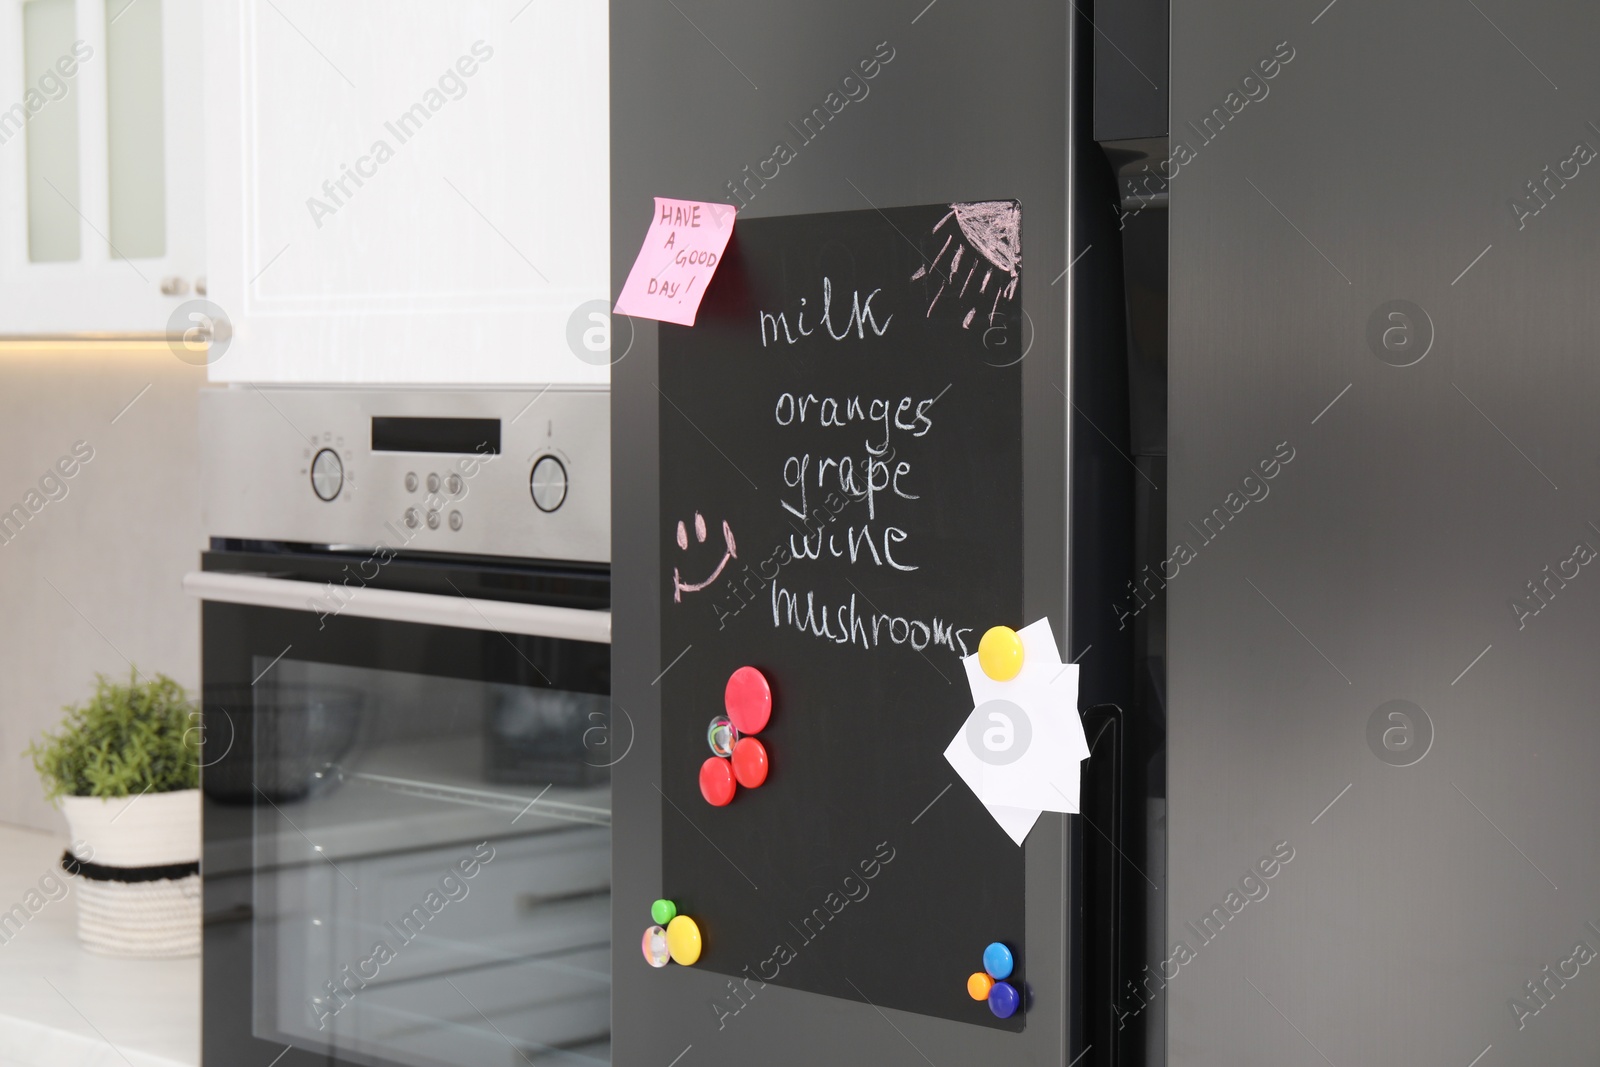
[0,0,204,333]
[206,0,610,384]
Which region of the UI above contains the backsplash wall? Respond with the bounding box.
[0,344,205,834]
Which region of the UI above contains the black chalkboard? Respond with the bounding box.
[658,202,1025,1030]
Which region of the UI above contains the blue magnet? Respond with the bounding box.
[987,980,1020,1019]
[982,942,1014,980]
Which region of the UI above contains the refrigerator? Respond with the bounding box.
[612,0,1596,1063]
[610,2,1145,1064]
[1162,1,1600,1065]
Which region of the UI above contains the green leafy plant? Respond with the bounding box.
[27,671,199,800]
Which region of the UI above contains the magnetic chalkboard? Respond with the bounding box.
[659,202,1025,1030]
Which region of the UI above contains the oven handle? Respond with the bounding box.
[182,571,611,645]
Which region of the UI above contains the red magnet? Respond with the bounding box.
[699,756,736,806]
[724,666,772,734]
[731,737,768,788]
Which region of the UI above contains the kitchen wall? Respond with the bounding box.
[0,343,205,834]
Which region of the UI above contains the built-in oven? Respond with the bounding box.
[188,388,613,1067]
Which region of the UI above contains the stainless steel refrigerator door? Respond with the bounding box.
[609,1,1093,1063]
[1168,3,1600,1064]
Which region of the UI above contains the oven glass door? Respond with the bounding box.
[202,594,613,1067]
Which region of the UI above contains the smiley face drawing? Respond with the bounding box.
[672,512,737,602]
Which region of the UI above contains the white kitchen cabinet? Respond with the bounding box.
[0,0,206,334]
[203,0,610,384]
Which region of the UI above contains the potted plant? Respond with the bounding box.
[27,670,201,957]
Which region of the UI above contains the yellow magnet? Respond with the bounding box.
[967,971,995,1000]
[666,914,702,965]
[978,626,1024,681]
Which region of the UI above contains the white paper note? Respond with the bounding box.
[943,618,1089,845]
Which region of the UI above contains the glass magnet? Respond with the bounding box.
[642,925,670,967]
[707,715,739,758]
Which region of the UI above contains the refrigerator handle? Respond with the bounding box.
[1080,702,1137,1067]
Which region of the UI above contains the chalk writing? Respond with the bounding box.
[758,278,892,346]
[738,202,1023,658]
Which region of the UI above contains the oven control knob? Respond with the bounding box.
[310,448,343,501]
[530,455,568,512]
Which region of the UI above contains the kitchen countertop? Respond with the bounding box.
[0,823,197,1067]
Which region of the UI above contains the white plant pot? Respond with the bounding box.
[59,788,200,958]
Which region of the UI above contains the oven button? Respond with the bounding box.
[530,455,567,512]
[426,472,440,494]
[404,507,420,529]
[426,509,440,530]
[449,510,463,531]
[310,449,343,501]
[404,472,418,493]
[446,473,463,496]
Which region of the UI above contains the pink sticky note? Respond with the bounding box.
[614,197,736,327]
